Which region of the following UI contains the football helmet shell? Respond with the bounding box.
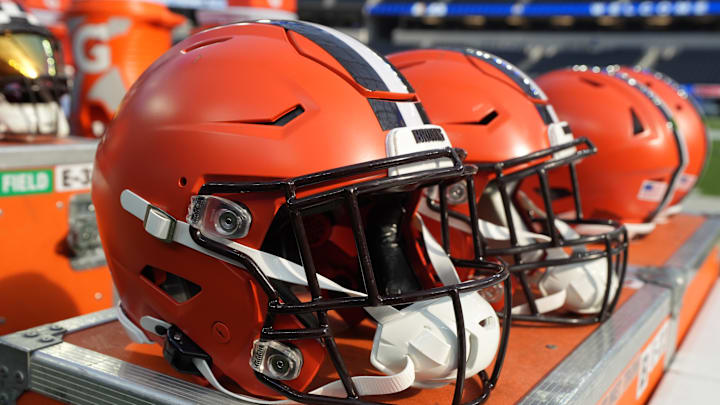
[535,66,688,234]
[388,49,628,325]
[617,66,709,208]
[93,21,509,404]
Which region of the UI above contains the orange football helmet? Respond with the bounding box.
[93,21,509,404]
[535,66,688,237]
[388,49,628,325]
[616,66,709,211]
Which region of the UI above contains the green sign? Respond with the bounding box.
[0,169,53,197]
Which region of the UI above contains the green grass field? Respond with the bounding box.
[705,116,720,130]
[696,118,720,196]
[697,139,720,195]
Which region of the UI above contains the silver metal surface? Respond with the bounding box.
[1,324,68,354]
[519,284,671,405]
[637,266,687,317]
[0,310,116,404]
[0,140,98,170]
[521,215,720,404]
[51,308,116,335]
[0,323,69,404]
[29,342,252,405]
[658,215,720,363]
[664,215,720,272]
[519,284,670,405]
[0,340,30,404]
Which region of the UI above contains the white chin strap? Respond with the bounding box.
[420,187,618,315]
[623,222,657,239]
[119,189,498,402]
[119,303,416,404]
[0,99,69,137]
[653,204,683,225]
[565,213,655,240]
[492,190,619,315]
[530,220,618,314]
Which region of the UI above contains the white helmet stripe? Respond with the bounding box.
[262,20,426,128]
[304,21,425,127]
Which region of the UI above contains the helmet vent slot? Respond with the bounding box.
[630,108,644,135]
[230,105,305,126]
[270,105,305,126]
[141,266,201,303]
[181,37,232,54]
[534,186,573,201]
[477,110,498,125]
[580,78,603,87]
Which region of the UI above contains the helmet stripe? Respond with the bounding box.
[263,20,427,129]
[601,67,689,221]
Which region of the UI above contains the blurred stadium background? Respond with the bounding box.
[174,0,720,206]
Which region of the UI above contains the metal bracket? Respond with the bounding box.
[0,324,66,405]
[67,193,107,271]
[636,266,688,317]
[163,326,211,375]
[634,216,720,319]
[0,309,116,405]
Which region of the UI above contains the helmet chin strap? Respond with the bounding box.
[420,186,618,315]
[508,191,619,314]
[119,189,498,402]
[657,204,683,222]
[192,355,415,404]
[560,211,655,239]
[532,220,619,314]
[418,198,566,315]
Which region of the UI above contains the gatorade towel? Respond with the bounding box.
[66,0,183,138]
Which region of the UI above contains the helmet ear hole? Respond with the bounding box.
[140,266,202,303]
